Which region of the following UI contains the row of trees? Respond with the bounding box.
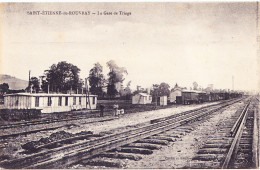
[28,60,128,99]
[26,60,205,100]
[0,83,9,94]
[88,61,128,98]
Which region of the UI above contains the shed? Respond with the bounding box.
[159,96,167,106]
[169,83,183,103]
[169,88,182,103]
[132,93,152,104]
[3,93,97,113]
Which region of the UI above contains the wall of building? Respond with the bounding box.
[170,90,182,103]
[132,94,143,104]
[86,95,97,110]
[4,95,32,109]
[4,94,97,113]
[132,94,152,104]
[160,96,167,106]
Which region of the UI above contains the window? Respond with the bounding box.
[79,97,81,105]
[73,97,76,105]
[58,97,62,106]
[48,97,52,106]
[65,97,68,106]
[92,97,95,104]
[35,97,39,107]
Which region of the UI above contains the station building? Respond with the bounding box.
[169,84,183,103]
[3,93,97,113]
[132,93,152,104]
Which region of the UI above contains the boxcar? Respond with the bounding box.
[182,90,199,104]
[198,92,208,103]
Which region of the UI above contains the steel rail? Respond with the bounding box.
[252,107,259,168]
[221,101,251,169]
[229,103,248,136]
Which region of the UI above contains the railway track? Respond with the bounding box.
[187,97,259,169]
[0,113,100,130]
[0,116,116,139]
[0,99,240,130]
[0,99,241,139]
[0,98,243,169]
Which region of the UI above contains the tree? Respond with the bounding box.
[119,81,132,100]
[29,77,40,92]
[151,83,170,97]
[158,82,170,96]
[106,60,128,98]
[0,83,9,94]
[151,83,170,104]
[43,61,81,93]
[89,62,106,97]
[150,84,159,103]
[193,82,198,90]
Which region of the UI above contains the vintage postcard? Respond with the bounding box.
[0,2,259,169]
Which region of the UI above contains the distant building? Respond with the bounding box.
[3,93,97,113]
[169,83,183,103]
[132,93,152,104]
[159,96,167,106]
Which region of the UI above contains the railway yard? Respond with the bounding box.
[0,96,259,169]
[1,1,259,169]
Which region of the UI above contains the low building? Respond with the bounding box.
[169,83,183,103]
[132,93,152,104]
[3,93,97,113]
[159,96,167,106]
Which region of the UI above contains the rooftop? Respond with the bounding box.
[4,93,97,97]
[137,93,151,97]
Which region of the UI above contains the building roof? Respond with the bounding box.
[171,88,182,92]
[182,90,206,94]
[137,93,151,97]
[4,93,97,97]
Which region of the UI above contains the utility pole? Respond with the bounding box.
[232,76,234,91]
[85,78,91,111]
[28,70,31,86]
[257,1,260,95]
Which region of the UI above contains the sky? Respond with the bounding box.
[0,2,259,92]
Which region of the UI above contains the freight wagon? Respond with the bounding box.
[182,90,199,104]
[198,92,209,103]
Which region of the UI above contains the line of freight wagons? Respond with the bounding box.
[173,90,242,105]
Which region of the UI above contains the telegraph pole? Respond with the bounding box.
[257,1,260,95]
[232,76,234,91]
[28,70,31,86]
[85,78,92,111]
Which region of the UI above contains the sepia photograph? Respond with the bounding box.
[0,2,259,169]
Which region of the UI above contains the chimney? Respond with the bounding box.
[137,85,141,91]
[146,88,150,94]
